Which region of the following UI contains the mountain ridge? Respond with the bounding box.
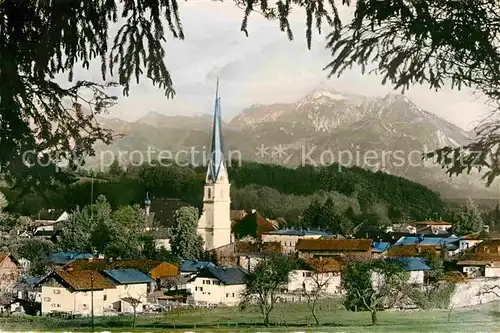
[89,88,496,199]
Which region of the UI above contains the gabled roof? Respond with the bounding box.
[264,229,330,237]
[299,258,345,273]
[373,242,391,253]
[179,260,215,273]
[387,245,439,257]
[102,269,154,285]
[199,266,247,285]
[296,239,372,252]
[233,211,279,239]
[387,257,431,271]
[41,269,115,291]
[0,252,19,265]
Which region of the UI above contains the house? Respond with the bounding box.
[186,266,247,306]
[38,269,115,316]
[48,252,94,266]
[387,257,430,285]
[288,258,344,295]
[414,220,453,232]
[232,210,279,240]
[372,242,390,256]
[387,245,440,257]
[457,230,500,251]
[0,252,20,293]
[393,235,459,254]
[457,239,500,278]
[101,269,154,313]
[179,260,215,274]
[212,239,283,268]
[261,229,330,254]
[295,239,373,259]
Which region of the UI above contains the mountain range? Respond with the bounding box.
[89,88,499,199]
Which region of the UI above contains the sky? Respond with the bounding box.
[71,1,492,131]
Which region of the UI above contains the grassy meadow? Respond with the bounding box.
[1,300,499,332]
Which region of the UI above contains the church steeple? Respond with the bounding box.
[206,78,227,183]
[197,78,232,251]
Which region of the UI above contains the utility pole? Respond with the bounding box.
[91,270,94,332]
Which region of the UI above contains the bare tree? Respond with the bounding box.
[302,259,338,325]
[121,293,145,330]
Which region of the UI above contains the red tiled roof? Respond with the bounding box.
[53,269,115,290]
[301,258,345,273]
[64,259,178,277]
[296,239,372,252]
[387,245,439,257]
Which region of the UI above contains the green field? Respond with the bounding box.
[1,300,499,332]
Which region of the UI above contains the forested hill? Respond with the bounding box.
[3,160,446,229]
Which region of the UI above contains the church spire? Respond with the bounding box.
[206,78,227,183]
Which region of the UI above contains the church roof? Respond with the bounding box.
[206,79,227,183]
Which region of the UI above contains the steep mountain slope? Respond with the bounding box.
[88,89,497,198]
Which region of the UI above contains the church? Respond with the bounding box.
[197,80,233,251]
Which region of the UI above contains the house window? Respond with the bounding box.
[83,304,88,308]
[53,289,61,294]
[226,293,229,297]
[44,297,51,302]
[232,293,235,297]
[57,304,60,308]
[103,295,107,301]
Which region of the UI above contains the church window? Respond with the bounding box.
[207,188,211,198]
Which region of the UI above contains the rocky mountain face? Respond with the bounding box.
[89,88,498,199]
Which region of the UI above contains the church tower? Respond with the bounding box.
[197,79,232,251]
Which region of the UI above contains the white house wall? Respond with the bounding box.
[288,270,341,295]
[187,277,244,306]
[41,286,107,316]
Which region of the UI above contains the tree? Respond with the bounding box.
[341,260,409,325]
[302,259,338,325]
[170,206,203,260]
[15,238,55,276]
[108,158,123,177]
[59,195,144,258]
[240,255,297,327]
[121,296,143,330]
[453,198,484,236]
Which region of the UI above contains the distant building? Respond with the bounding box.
[0,252,20,293]
[457,239,500,278]
[186,266,247,306]
[414,220,453,232]
[296,239,373,260]
[38,269,115,316]
[197,81,232,251]
[261,229,329,254]
[47,252,94,266]
[386,257,430,285]
[101,269,154,313]
[288,258,344,295]
[232,210,279,240]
